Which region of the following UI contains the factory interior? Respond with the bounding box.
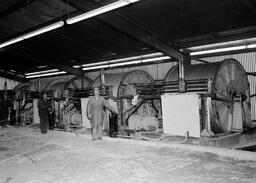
[0,0,256,182]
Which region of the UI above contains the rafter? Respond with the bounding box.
[0,70,26,82]
[62,0,188,61]
[244,0,256,17]
[0,0,36,20]
[5,47,81,77]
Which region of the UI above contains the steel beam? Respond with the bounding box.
[244,0,256,17]
[0,71,26,82]
[5,47,81,77]
[28,55,81,77]
[63,0,188,61]
[0,0,37,20]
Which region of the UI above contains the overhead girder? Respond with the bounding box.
[63,0,189,62]
[5,47,82,77]
[0,0,37,20]
[244,0,256,17]
[0,70,26,82]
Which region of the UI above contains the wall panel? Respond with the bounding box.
[0,76,20,90]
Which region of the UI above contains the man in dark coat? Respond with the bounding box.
[38,93,52,134]
[0,94,9,128]
[86,87,116,140]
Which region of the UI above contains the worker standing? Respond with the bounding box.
[0,94,10,128]
[38,93,52,134]
[86,87,117,141]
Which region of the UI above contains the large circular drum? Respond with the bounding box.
[165,58,253,133]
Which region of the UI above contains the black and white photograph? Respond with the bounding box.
[0,0,256,182]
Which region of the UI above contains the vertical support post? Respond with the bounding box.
[207,78,213,94]
[81,69,85,90]
[231,95,243,132]
[182,50,191,66]
[33,99,40,124]
[201,96,214,136]
[200,94,206,132]
[18,100,21,125]
[38,78,41,91]
[4,81,7,95]
[100,69,106,95]
[178,58,186,92]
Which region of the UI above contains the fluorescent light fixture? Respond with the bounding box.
[141,56,170,63]
[66,0,139,25]
[26,71,66,79]
[0,37,24,48]
[37,65,48,69]
[23,21,64,39]
[247,44,256,49]
[81,52,164,67]
[188,37,256,51]
[25,69,59,76]
[82,55,170,71]
[190,46,246,56]
[83,65,109,71]
[110,60,141,67]
[0,21,64,49]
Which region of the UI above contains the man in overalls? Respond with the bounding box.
[86,87,116,140]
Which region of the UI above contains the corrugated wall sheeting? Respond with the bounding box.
[30,75,75,91]
[0,77,20,90]
[30,75,74,83]
[202,52,256,120]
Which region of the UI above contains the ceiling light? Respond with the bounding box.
[188,37,256,51]
[141,56,170,63]
[25,69,59,76]
[190,46,246,56]
[37,65,48,68]
[26,71,66,79]
[81,52,164,67]
[0,21,64,49]
[110,60,141,67]
[82,55,170,71]
[83,65,109,71]
[247,44,256,49]
[0,37,24,48]
[23,21,64,39]
[66,0,139,25]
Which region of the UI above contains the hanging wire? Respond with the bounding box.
[59,0,63,21]
[21,6,25,36]
[67,0,70,20]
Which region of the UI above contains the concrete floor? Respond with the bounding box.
[0,127,256,183]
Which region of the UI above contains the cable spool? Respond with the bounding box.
[165,58,252,133]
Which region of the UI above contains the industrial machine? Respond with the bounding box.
[92,70,158,132]
[11,59,256,149]
[13,76,93,129]
[13,81,37,125]
[135,58,256,148]
[164,58,253,134]
[44,76,93,130]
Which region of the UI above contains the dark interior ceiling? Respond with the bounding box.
[0,0,256,81]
